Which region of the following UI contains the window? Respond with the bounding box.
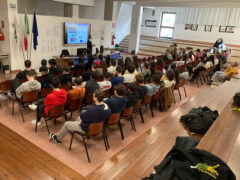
[160,13,176,39]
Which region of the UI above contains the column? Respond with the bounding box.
[128,5,143,54]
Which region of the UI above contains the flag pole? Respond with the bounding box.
[20,39,26,61]
[29,11,33,61]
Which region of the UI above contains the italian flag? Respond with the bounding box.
[24,12,29,51]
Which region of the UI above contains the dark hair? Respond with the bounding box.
[63,66,70,72]
[157,58,164,67]
[98,54,104,61]
[90,71,98,80]
[173,43,177,47]
[104,72,112,79]
[127,64,135,74]
[136,74,144,83]
[68,60,74,67]
[116,66,123,74]
[114,84,127,96]
[110,58,116,66]
[128,83,137,92]
[132,56,139,69]
[100,60,107,74]
[94,89,104,102]
[125,57,132,70]
[170,63,176,70]
[92,63,98,69]
[166,70,175,81]
[25,60,31,68]
[26,70,35,77]
[144,62,150,69]
[118,58,124,69]
[154,70,163,79]
[41,59,47,66]
[196,49,201,53]
[74,77,82,85]
[151,74,160,85]
[173,69,180,83]
[48,59,57,65]
[51,78,60,88]
[105,55,111,66]
[39,66,48,72]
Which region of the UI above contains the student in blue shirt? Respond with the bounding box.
[111,66,124,87]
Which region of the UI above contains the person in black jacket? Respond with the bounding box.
[125,83,139,108]
[87,35,93,55]
[39,66,53,88]
[59,66,72,85]
[48,59,62,76]
[135,74,147,100]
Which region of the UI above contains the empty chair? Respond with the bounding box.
[69,121,108,163]
[12,90,39,122]
[35,104,66,134]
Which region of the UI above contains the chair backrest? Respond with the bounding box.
[198,71,205,76]
[180,78,188,87]
[170,83,175,91]
[97,76,104,82]
[22,90,39,102]
[41,87,53,97]
[60,83,71,92]
[174,82,181,89]
[108,113,121,125]
[142,95,152,105]
[76,69,84,77]
[48,104,65,118]
[0,80,12,92]
[54,73,62,78]
[88,121,104,136]
[153,88,161,100]
[103,89,110,98]
[85,93,94,105]
[122,106,133,117]
[133,99,142,111]
[68,98,82,111]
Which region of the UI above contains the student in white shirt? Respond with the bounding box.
[163,70,175,88]
[107,58,117,74]
[98,72,112,91]
[123,64,135,83]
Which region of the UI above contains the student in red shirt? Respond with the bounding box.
[31,78,67,126]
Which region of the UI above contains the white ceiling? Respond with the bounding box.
[116,0,240,8]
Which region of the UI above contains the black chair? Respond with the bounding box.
[60,49,70,58]
[69,121,108,163]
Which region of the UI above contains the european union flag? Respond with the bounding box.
[32,11,38,50]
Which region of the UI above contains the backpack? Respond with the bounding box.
[233,93,240,107]
[180,106,218,134]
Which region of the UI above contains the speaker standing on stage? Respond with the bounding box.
[87,35,93,55]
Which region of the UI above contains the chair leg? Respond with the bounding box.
[172,91,176,103]
[69,133,74,150]
[103,127,109,149]
[196,78,199,88]
[183,86,187,97]
[0,102,2,110]
[19,104,25,122]
[70,112,73,119]
[118,120,124,140]
[102,130,108,151]
[158,99,163,112]
[131,115,136,131]
[82,136,90,163]
[12,100,15,115]
[139,108,144,123]
[178,89,182,101]
[45,118,50,134]
[130,116,134,130]
[150,103,154,117]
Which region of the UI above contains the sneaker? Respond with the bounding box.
[28,104,37,111]
[31,120,41,126]
[49,134,62,144]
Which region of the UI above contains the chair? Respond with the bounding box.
[35,104,66,134]
[41,87,53,97]
[65,98,83,120]
[180,79,188,98]
[12,90,39,122]
[60,83,71,92]
[85,93,94,105]
[76,69,84,77]
[196,71,206,87]
[97,76,104,82]
[54,73,62,78]
[103,89,110,98]
[152,88,162,111]
[133,99,144,123]
[142,95,154,118]
[173,82,182,102]
[121,106,136,132]
[68,121,108,163]
[107,112,123,139]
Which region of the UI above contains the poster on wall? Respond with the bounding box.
[204,25,212,32]
[226,26,235,33]
[191,24,198,31]
[185,24,192,30]
[145,20,157,28]
[219,26,227,33]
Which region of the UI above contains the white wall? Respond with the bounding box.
[141,8,161,37]
[79,0,105,20]
[115,3,133,44]
[141,7,240,45]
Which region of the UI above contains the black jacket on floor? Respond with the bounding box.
[143,137,236,180]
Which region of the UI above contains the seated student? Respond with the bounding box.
[107,58,117,74]
[123,64,136,83]
[98,72,112,91]
[48,59,62,76]
[30,78,67,125]
[145,74,161,96]
[111,66,124,87]
[162,49,173,62]
[104,84,127,114]
[10,60,35,95]
[105,55,111,67]
[68,60,75,75]
[75,57,85,75]
[170,64,180,85]
[15,70,41,99]
[50,89,111,143]
[85,54,94,72]
[39,59,47,72]
[82,63,102,82]
[59,66,72,85]
[162,70,175,88]
[135,74,147,100]
[82,71,100,99]
[132,55,139,71]
[208,62,239,85]
[140,62,151,82]
[125,83,139,108]
[194,49,201,63]
[157,58,164,73]
[39,66,53,88]
[124,63,138,77]
[150,61,157,75]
